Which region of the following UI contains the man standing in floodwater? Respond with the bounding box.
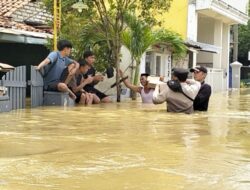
[153,68,201,114]
[190,66,212,111]
[36,40,79,99]
[119,70,155,103]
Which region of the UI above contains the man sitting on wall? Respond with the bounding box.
[60,59,100,105]
[153,68,201,114]
[82,50,111,103]
[36,40,79,99]
[190,66,211,111]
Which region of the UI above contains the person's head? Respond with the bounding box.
[140,73,149,87]
[57,40,72,56]
[78,59,90,74]
[83,50,95,66]
[190,66,207,82]
[171,68,189,82]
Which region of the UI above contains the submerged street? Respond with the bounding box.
[0,89,250,190]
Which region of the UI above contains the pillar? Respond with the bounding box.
[230,61,242,88]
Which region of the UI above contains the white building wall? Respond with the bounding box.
[222,0,248,14]
[187,2,198,41]
[213,19,223,69]
[197,16,214,65]
[187,0,249,92]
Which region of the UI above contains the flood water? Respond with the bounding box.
[0,89,250,190]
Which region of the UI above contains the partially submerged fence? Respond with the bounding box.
[0,65,73,113]
[30,66,43,108]
[0,66,26,111]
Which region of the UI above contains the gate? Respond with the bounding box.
[30,66,43,108]
[1,66,26,110]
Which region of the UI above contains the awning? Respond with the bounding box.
[0,27,52,45]
[185,40,221,54]
[196,0,249,25]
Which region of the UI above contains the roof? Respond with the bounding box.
[0,16,51,34]
[0,0,52,37]
[185,40,221,54]
[0,0,30,17]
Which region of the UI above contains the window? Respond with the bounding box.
[145,52,152,75]
[156,55,161,76]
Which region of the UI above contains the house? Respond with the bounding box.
[187,0,249,92]
[136,0,249,93]
[0,0,52,68]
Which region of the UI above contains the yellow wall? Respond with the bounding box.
[159,0,188,39]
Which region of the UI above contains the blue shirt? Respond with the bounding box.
[44,51,73,87]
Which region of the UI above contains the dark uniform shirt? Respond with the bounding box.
[193,82,211,111]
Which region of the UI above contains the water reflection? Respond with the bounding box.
[0,89,250,189]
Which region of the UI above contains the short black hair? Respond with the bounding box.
[140,73,149,77]
[172,68,189,82]
[57,40,72,51]
[78,59,88,67]
[83,50,94,59]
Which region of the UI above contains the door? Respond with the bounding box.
[155,54,163,76]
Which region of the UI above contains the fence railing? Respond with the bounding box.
[0,66,26,111]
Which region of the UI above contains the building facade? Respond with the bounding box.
[187,0,249,91]
[136,0,249,93]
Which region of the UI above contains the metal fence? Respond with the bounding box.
[0,66,26,110]
[30,65,44,108]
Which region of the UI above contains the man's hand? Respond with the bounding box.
[35,66,40,71]
[84,76,94,84]
[94,75,104,82]
[36,58,50,71]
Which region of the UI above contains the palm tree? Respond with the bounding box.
[122,13,186,99]
[122,14,156,99]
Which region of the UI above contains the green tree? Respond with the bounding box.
[44,0,174,102]
[238,2,250,65]
[122,13,186,99]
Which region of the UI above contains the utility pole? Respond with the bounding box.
[53,0,61,50]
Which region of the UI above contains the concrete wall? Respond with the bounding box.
[222,0,249,14]
[159,0,188,39]
[197,15,214,65]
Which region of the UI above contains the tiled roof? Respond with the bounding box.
[0,0,52,35]
[0,0,30,17]
[0,16,51,34]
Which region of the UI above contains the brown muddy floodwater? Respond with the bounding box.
[0,89,250,190]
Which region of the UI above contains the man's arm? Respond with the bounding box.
[64,61,79,85]
[72,76,94,93]
[36,58,50,70]
[185,79,201,99]
[36,52,57,70]
[123,78,141,93]
[119,69,141,93]
[153,83,168,104]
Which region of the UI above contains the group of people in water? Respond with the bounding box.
[37,39,211,114]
